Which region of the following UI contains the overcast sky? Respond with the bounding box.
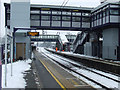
[1,0,100,7]
[31,0,100,7]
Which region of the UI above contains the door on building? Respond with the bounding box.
[16,43,26,60]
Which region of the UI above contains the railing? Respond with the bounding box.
[57,36,63,50]
[73,32,87,52]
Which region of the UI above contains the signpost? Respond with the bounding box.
[0,35,2,90]
[5,27,7,87]
[4,27,13,87]
[0,60,2,90]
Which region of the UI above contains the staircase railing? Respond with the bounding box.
[73,32,88,52]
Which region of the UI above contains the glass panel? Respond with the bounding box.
[52,11,61,15]
[100,13,102,18]
[31,20,40,26]
[31,14,40,20]
[62,11,71,15]
[41,15,50,21]
[106,10,109,16]
[82,17,90,22]
[52,16,61,21]
[62,16,71,21]
[72,12,81,16]
[110,9,119,15]
[110,5,119,8]
[103,11,105,17]
[31,10,40,14]
[41,10,51,14]
[72,17,81,22]
[97,14,99,19]
[82,13,90,16]
[94,15,96,20]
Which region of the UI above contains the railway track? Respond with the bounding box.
[39,49,119,90]
[45,48,120,76]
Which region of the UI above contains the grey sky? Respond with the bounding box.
[31,0,100,7]
[1,0,100,7]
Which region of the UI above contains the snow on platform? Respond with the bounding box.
[2,59,32,88]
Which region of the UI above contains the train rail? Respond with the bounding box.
[39,48,119,90]
[45,48,120,76]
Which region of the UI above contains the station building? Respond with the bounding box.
[73,0,120,60]
[3,0,120,60]
[91,1,120,60]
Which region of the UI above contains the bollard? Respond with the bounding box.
[0,60,2,90]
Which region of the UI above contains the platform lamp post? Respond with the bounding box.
[4,26,12,87]
[118,1,120,90]
[5,27,8,87]
[0,38,2,90]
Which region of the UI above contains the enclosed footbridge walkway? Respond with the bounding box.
[5,4,92,31]
[31,35,59,42]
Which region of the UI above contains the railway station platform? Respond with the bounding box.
[33,51,94,89]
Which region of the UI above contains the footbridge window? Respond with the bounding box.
[30,10,40,26]
[110,9,119,15]
[41,15,50,21]
[52,16,61,21]
[41,10,51,14]
[62,11,71,15]
[31,14,40,20]
[52,11,61,15]
[82,17,90,28]
[62,16,71,21]
[72,17,81,22]
[72,12,81,16]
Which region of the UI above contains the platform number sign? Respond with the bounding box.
[27,32,39,36]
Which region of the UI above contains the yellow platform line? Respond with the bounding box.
[40,59,66,90]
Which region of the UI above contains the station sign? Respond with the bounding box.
[27,32,39,36]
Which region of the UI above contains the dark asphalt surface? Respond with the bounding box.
[34,57,62,89]
[23,61,38,89]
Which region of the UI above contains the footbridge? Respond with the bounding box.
[31,35,59,42]
[5,4,92,31]
[30,34,76,42]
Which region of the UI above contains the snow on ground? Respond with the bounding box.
[2,59,32,88]
[39,47,101,88]
[46,47,103,60]
[38,47,120,89]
